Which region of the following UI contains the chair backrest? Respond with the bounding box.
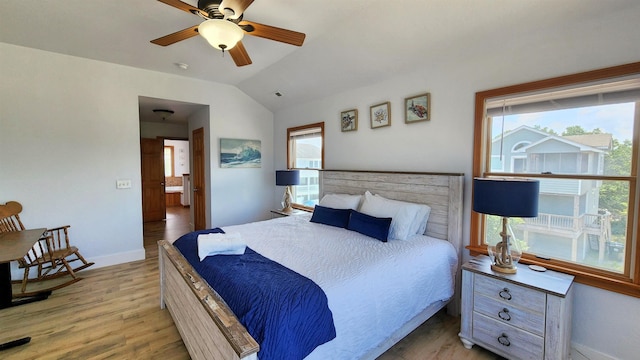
[0,201,48,265]
[0,201,26,232]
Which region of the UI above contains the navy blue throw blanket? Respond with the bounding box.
[173,229,336,360]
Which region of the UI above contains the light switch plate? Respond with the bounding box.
[116,179,132,189]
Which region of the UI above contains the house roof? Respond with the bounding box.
[523,134,607,154]
[491,125,550,144]
[493,126,611,154]
[562,134,613,150]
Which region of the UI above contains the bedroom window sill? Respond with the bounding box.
[467,245,640,299]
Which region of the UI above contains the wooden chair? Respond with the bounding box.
[0,201,94,296]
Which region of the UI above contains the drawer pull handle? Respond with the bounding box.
[498,308,511,321]
[499,288,512,300]
[497,333,511,347]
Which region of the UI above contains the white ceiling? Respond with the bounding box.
[1,0,631,120]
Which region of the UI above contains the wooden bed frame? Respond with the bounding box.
[158,170,464,360]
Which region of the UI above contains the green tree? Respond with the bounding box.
[562,125,603,136]
[533,125,558,135]
[601,139,632,238]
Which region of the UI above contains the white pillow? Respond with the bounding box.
[319,193,362,210]
[412,203,431,235]
[371,193,431,235]
[360,191,428,240]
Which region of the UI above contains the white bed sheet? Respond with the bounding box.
[221,213,458,360]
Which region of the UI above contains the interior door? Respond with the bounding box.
[141,138,166,222]
[192,128,206,230]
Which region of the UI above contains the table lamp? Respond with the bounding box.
[473,177,539,273]
[276,170,300,213]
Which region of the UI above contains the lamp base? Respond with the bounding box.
[281,186,293,213]
[491,263,517,274]
[280,206,294,213]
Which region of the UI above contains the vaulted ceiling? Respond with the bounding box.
[0,0,631,117]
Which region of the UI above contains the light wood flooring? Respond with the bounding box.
[2,206,499,359]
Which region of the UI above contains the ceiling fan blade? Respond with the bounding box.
[151,25,200,46]
[220,0,254,19]
[158,0,208,17]
[229,41,252,66]
[239,21,305,46]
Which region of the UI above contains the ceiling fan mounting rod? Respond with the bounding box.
[197,0,230,19]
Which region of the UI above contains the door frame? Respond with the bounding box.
[192,127,206,230]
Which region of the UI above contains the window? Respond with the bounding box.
[287,122,324,210]
[164,145,174,177]
[471,62,640,297]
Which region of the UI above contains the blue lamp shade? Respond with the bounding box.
[276,170,300,186]
[473,178,539,218]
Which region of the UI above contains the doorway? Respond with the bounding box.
[138,96,209,245]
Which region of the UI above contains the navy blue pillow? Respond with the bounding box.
[347,210,392,242]
[310,205,351,228]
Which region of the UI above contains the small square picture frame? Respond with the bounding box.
[341,109,358,132]
[370,102,391,129]
[405,93,431,123]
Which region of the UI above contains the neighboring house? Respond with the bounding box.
[491,126,615,264]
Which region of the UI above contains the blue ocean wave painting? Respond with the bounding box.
[220,139,262,168]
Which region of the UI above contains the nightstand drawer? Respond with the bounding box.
[474,293,544,336]
[474,275,545,314]
[460,262,574,359]
[473,312,544,360]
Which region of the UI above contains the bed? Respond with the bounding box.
[158,170,464,360]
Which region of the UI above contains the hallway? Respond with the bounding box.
[143,206,191,248]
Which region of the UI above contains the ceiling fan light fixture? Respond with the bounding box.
[198,19,244,51]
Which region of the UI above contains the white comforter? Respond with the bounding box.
[221,213,458,360]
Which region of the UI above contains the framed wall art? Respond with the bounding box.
[220,138,261,168]
[405,93,431,123]
[370,102,391,129]
[341,109,358,132]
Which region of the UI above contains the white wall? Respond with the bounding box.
[140,121,189,139]
[273,5,640,360]
[0,43,274,270]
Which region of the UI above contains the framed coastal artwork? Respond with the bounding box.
[220,138,261,168]
[405,93,431,123]
[370,102,391,129]
[341,109,358,132]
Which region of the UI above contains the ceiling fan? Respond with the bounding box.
[151,0,306,67]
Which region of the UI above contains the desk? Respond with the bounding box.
[0,228,50,351]
[0,228,51,308]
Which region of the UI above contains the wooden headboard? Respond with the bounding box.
[319,170,465,314]
[319,170,464,246]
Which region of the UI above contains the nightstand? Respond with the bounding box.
[270,208,307,218]
[459,257,574,360]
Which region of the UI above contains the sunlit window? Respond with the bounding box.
[164,146,174,177]
[472,62,640,297]
[287,122,324,209]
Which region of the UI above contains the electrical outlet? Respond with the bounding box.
[116,179,132,189]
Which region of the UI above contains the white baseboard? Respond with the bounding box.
[572,343,619,360]
[87,248,146,269]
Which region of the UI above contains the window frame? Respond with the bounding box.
[164,145,175,177]
[470,62,640,298]
[286,122,325,211]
